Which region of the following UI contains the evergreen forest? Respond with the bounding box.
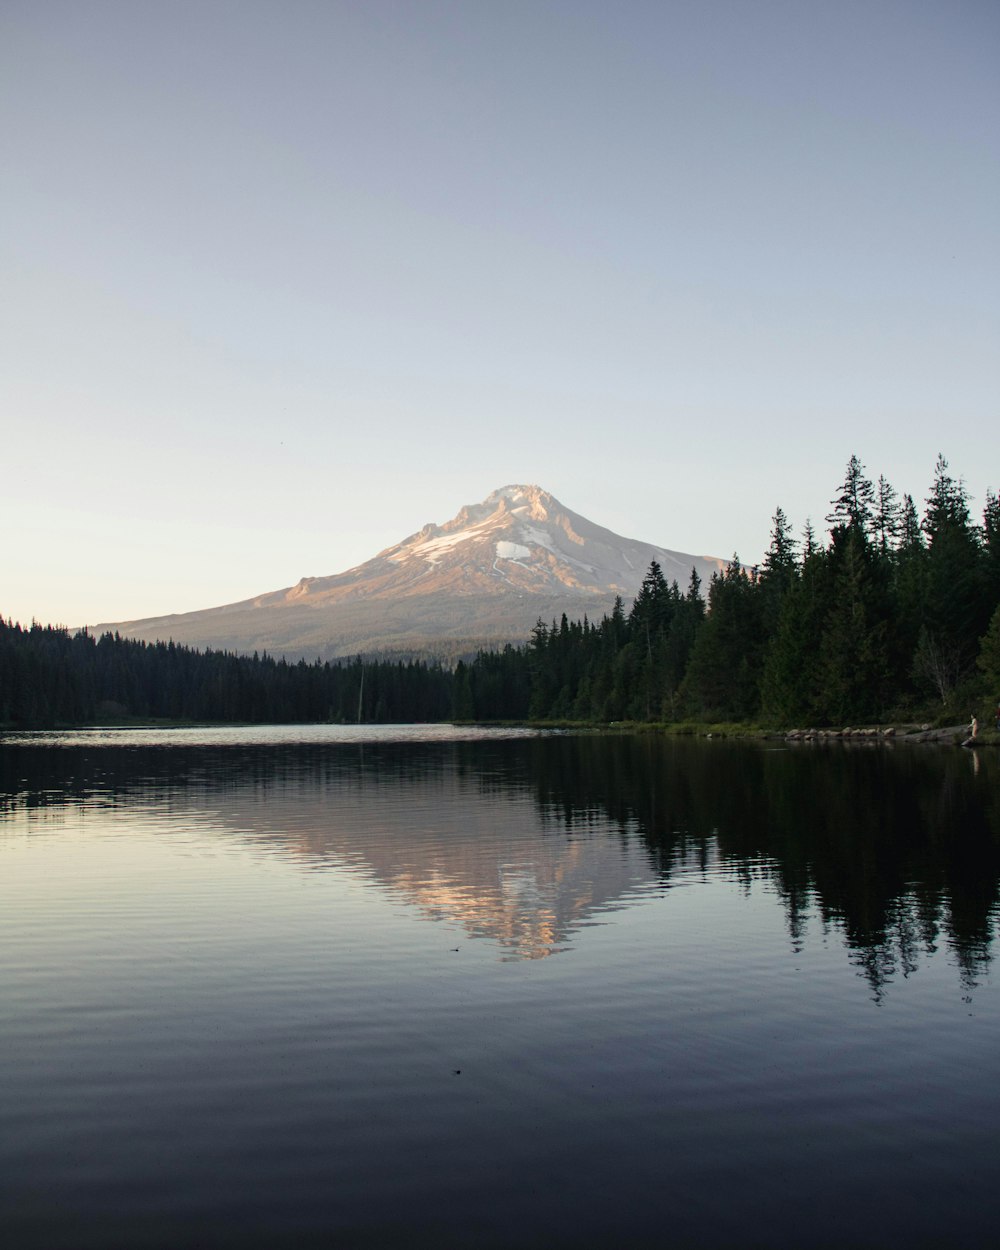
[4,455,1000,730]
[0,629,452,728]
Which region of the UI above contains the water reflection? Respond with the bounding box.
[523,735,1000,997]
[0,738,656,961]
[2,732,998,988]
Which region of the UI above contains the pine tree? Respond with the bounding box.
[924,453,972,535]
[826,454,876,537]
[452,661,475,720]
[679,558,765,721]
[627,562,675,719]
[760,541,830,725]
[873,475,901,556]
[889,493,928,703]
[658,573,704,721]
[918,454,988,695]
[759,506,798,632]
[818,526,892,722]
[898,493,923,551]
[977,604,1000,695]
[982,489,1000,603]
[629,561,672,642]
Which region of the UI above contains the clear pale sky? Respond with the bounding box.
[3,0,998,628]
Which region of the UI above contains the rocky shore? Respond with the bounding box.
[783,724,986,745]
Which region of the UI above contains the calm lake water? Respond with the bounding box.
[1,726,998,1249]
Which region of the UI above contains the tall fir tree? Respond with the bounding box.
[680,558,765,721]
[874,475,901,556]
[826,454,876,537]
[917,455,988,697]
[818,526,892,722]
[760,540,830,724]
[759,506,798,633]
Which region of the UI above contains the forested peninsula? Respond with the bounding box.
[4,456,999,732]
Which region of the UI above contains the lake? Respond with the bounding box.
[1,726,998,1248]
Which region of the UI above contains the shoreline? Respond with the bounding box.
[2,717,996,748]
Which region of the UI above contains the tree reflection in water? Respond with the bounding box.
[521,734,1000,999]
[2,731,997,994]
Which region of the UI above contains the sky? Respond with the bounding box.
[3,0,998,628]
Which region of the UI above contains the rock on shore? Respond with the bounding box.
[784,724,971,745]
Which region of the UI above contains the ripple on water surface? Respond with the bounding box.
[0,730,997,1248]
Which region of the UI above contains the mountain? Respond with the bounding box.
[95,485,728,660]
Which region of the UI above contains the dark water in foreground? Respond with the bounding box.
[1,726,998,1249]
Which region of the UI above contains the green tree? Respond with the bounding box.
[680,558,765,721]
[976,604,1000,697]
[658,572,704,721]
[452,661,475,720]
[818,526,892,722]
[982,489,1000,603]
[827,454,876,537]
[760,543,830,724]
[627,562,676,719]
[759,506,798,633]
[873,475,901,556]
[916,455,988,700]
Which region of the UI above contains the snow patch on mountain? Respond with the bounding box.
[520,525,553,553]
[496,541,531,561]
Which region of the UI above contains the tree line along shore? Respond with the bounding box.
[3,455,999,734]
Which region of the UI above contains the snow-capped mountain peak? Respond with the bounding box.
[97,485,727,660]
[272,483,721,604]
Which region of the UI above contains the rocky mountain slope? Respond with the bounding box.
[95,485,727,660]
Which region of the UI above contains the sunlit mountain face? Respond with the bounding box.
[95,485,727,661]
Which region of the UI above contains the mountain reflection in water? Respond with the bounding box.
[3,731,997,990]
[3,728,999,1250]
